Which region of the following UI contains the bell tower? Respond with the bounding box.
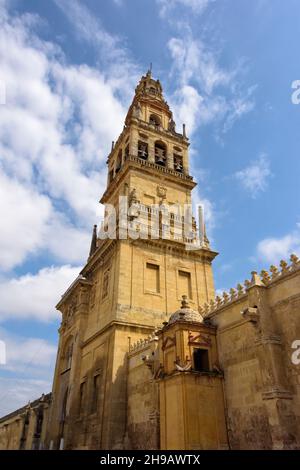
[101,69,191,209]
[47,71,218,450]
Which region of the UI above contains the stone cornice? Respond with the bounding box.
[81,320,155,348]
[130,237,218,262]
[56,276,92,310]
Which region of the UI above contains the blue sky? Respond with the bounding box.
[0,0,299,416]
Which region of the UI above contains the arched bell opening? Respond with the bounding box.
[138,140,148,160]
[154,140,167,167]
[149,113,161,128]
[174,153,183,173]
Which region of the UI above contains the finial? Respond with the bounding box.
[270,265,279,278]
[181,295,189,309]
[280,259,288,272]
[290,253,300,268]
[89,224,98,257]
[251,271,264,286]
[111,141,115,151]
[183,123,186,138]
[198,205,205,247]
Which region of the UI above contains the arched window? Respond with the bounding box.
[149,114,161,127]
[155,141,167,166]
[138,141,148,160]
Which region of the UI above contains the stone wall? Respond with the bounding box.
[204,254,300,449]
[0,394,51,450]
[126,334,160,449]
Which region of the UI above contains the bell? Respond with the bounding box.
[140,150,147,159]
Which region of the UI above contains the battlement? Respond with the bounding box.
[202,253,300,317]
[129,331,158,354]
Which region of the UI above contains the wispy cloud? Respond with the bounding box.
[168,33,255,137]
[0,265,80,322]
[157,0,213,18]
[234,153,272,198]
[257,223,300,264]
[164,17,256,235]
[0,328,56,376]
[0,326,56,416]
[54,0,140,98]
[0,1,138,271]
[0,377,52,417]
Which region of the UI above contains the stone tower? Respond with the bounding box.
[46,71,217,450]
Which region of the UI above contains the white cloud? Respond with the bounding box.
[0,378,52,417]
[167,33,255,138]
[0,265,80,322]
[0,170,92,270]
[234,153,272,198]
[0,1,137,271]
[54,0,140,99]
[257,225,300,264]
[192,190,216,236]
[0,327,56,416]
[157,0,212,18]
[171,85,203,135]
[168,36,233,94]
[0,329,56,376]
[166,32,251,234]
[46,214,91,264]
[0,172,51,270]
[222,85,257,133]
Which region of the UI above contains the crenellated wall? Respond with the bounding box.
[203,254,300,449]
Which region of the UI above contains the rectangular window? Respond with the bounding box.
[178,270,192,299]
[79,381,86,415]
[91,374,101,414]
[125,144,129,159]
[145,263,160,293]
[193,348,210,372]
[102,269,110,300]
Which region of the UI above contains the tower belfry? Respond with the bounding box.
[102,69,193,206]
[46,72,218,450]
